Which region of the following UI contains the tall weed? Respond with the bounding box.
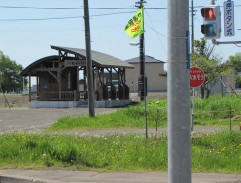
[49,94,241,130]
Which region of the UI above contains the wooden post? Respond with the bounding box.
[76,67,80,101]
[83,0,95,117]
[28,74,31,101]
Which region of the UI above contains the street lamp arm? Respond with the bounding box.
[129,42,140,46]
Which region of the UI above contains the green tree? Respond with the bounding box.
[0,51,26,93]
[226,52,241,86]
[191,39,230,98]
[227,52,241,71]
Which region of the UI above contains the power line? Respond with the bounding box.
[0,11,135,22]
[1,4,240,23]
[0,6,84,10]
[91,11,135,17]
[144,8,167,55]
[1,5,241,10]
[0,5,167,10]
[144,9,167,38]
[0,16,82,22]
[90,7,167,10]
[191,4,241,9]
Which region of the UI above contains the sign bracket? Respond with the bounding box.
[212,39,241,45]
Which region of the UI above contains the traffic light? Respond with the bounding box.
[201,6,221,40]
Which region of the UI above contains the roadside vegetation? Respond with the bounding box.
[48,94,241,131]
[0,94,240,172]
[194,94,241,125]
[0,131,240,172]
[48,99,167,130]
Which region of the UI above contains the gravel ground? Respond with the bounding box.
[0,107,235,136]
[49,125,233,137]
[0,107,117,133]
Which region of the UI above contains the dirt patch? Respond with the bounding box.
[130,92,167,101]
[0,94,28,108]
[232,115,241,121]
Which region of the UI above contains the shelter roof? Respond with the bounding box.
[51,45,134,69]
[21,55,59,76]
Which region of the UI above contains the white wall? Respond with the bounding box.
[126,62,167,92]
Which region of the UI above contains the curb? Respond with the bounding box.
[0,174,53,183]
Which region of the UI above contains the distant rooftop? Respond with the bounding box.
[125,55,165,64]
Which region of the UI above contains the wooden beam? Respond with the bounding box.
[31,68,59,72]
[40,64,59,82]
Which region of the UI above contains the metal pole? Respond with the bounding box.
[139,32,145,101]
[136,0,147,139]
[191,0,194,53]
[168,0,191,182]
[83,0,95,117]
[229,106,232,130]
[140,3,148,140]
[212,39,241,45]
[221,76,224,97]
[191,88,195,131]
[139,0,145,101]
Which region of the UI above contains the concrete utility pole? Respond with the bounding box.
[136,0,146,101]
[167,0,191,183]
[83,0,95,117]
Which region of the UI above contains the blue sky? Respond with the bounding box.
[0,0,240,69]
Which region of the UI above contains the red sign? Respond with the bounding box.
[190,67,205,88]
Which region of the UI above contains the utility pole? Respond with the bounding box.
[135,0,148,139]
[168,0,191,183]
[136,0,146,101]
[83,0,95,117]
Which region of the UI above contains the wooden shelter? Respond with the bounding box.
[21,46,134,108]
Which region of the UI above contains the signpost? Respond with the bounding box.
[190,67,205,131]
[64,60,86,67]
[190,67,205,88]
[224,0,234,37]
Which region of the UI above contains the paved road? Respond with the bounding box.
[0,169,240,183]
[0,108,117,133]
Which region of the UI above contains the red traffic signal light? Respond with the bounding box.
[201,8,216,20]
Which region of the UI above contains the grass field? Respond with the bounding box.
[0,94,240,172]
[0,131,240,172]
